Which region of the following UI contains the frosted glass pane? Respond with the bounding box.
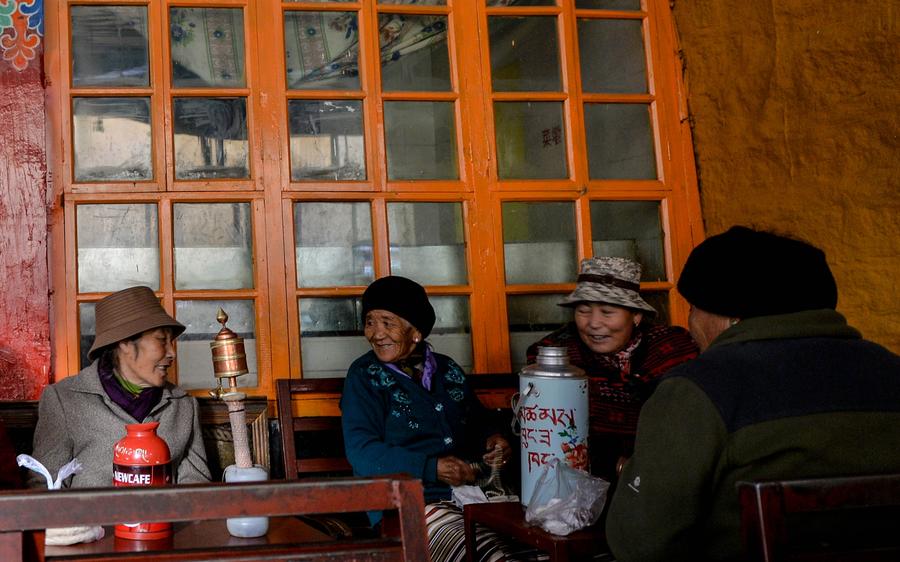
[507,293,569,373]
[173,97,248,180]
[578,19,647,93]
[73,97,152,182]
[489,17,560,92]
[71,6,149,87]
[585,103,656,179]
[494,102,567,179]
[79,303,96,370]
[174,203,253,290]
[289,100,365,181]
[388,202,467,285]
[384,101,458,180]
[77,204,159,292]
[576,0,641,9]
[175,299,257,390]
[294,202,373,287]
[590,200,664,281]
[284,11,360,90]
[502,202,577,284]
[379,14,450,92]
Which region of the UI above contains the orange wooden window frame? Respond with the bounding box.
[45,0,704,399]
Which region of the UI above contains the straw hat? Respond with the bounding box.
[559,257,656,314]
[88,286,185,360]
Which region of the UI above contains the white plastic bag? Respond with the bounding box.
[524,458,609,536]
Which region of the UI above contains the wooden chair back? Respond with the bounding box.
[0,475,429,561]
[276,378,352,479]
[738,473,900,561]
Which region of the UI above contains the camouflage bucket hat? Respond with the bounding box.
[558,256,656,314]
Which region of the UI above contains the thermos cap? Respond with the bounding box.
[519,346,585,378]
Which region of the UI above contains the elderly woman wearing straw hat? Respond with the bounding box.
[526,257,699,479]
[341,275,512,562]
[28,286,211,488]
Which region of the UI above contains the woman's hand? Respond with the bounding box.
[484,433,512,467]
[436,456,476,486]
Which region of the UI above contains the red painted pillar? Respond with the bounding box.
[0,2,50,400]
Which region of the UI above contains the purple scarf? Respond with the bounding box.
[385,343,438,391]
[97,356,163,422]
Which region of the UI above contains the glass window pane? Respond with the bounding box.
[380,0,446,4]
[379,14,450,92]
[79,302,96,370]
[584,103,656,179]
[173,97,249,180]
[430,296,472,373]
[642,292,670,324]
[294,202,373,287]
[590,200,665,281]
[77,204,159,293]
[578,19,647,93]
[489,17,560,92]
[73,97,152,182]
[388,202,467,285]
[576,0,641,9]
[506,294,570,373]
[170,7,246,88]
[494,102,567,179]
[176,299,257,389]
[502,201,576,284]
[284,11,360,90]
[487,0,556,6]
[71,6,149,87]
[300,297,368,378]
[384,101,458,180]
[174,203,253,290]
[288,100,366,181]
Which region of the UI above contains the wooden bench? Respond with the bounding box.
[0,475,430,561]
[738,473,900,561]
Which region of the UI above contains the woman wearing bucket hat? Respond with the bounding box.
[340,276,512,562]
[28,286,211,489]
[526,256,699,479]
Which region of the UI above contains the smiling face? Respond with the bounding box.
[364,309,421,364]
[116,328,177,388]
[573,302,642,355]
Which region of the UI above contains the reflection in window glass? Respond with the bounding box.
[388,202,467,286]
[78,303,96,370]
[289,100,365,181]
[584,103,656,179]
[173,97,249,180]
[77,204,159,293]
[430,296,473,373]
[379,14,450,92]
[489,17,560,92]
[502,201,576,284]
[284,12,360,90]
[71,6,149,87]
[590,200,665,281]
[380,0,446,4]
[73,97,152,182]
[578,19,647,93]
[494,102,567,179]
[384,101,458,180]
[174,203,253,290]
[575,0,642,9]
[294,202,373,288]
[170,7,245,88]
[487,0,556,6]
[300,297,368,378]
[642,292,670,324]
[176,299,257,389]
[506,294,570,373]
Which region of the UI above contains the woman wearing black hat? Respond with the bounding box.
[29,286,211,490]
[340,276,511,561]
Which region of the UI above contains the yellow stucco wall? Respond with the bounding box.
[672,0,900,352]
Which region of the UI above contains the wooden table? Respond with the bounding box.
[463,501,608,562]
[44,516,333,561]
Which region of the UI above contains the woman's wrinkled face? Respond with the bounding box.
[573,302,641,355]
[116,328,176,388]
[364,310,421,363]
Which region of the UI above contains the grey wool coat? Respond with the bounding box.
[28,361,211,489]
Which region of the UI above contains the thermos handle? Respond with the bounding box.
[510,382,538,436]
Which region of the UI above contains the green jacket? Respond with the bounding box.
[606,309,900,561]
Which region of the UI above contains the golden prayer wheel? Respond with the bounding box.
[209,308,249,401]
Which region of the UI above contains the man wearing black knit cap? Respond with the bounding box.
[605,226,900,562]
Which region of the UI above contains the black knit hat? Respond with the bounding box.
[361,276,436,338]
[677,226,838,319]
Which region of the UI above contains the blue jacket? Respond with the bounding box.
[340,350,498,523]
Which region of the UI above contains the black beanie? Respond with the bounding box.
[677,226,838,319]
[361,276,436,338]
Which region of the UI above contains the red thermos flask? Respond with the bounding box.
[113,421,173,540]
